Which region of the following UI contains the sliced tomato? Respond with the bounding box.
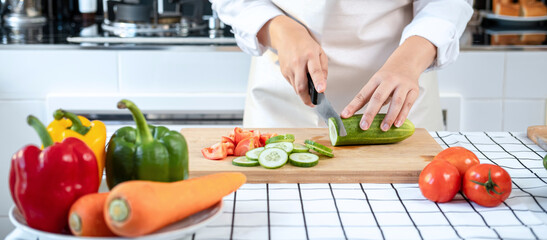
[234,127,254,145]
[201,142,228,160]
[234,136,260,156]
[222,141,235,156]
[259,133,278,147]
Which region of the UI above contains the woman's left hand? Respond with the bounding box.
[340,36,437,131]
[341,69,420,131]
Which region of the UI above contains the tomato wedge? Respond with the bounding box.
[234,127,254,145]
[201,142,228,160]
[259,133,278,147]
[234,136,260,156]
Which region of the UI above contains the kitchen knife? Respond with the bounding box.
[307,73,347,137]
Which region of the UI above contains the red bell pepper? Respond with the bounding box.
[9,116,99,233]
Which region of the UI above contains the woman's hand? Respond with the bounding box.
[341,36,437,131]
[258,15,328,106]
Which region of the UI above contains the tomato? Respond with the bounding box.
[201,142,228,160]
[463,164,512,207]
[419,160,461,203]
[434,146,480,176]
[234,136,260,156]
[259,133,278,147]
[234,127,254,145]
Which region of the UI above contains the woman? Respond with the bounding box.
[211,0,473,131]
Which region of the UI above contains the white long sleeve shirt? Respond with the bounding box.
[211,0,473,70]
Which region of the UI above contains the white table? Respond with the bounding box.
[7,132,547,240]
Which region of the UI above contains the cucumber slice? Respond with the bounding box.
[289,153,319,167]
[305,143,334,158]
[245,147,264,161]
[265,134,295,144]
[258,148,288,169]
[232,156,259,167]
[304,139,333,153]
[292,143,310,153]
[265,142,294,153]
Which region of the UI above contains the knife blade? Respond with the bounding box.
[307,73,347,137]
[537,136,547,151]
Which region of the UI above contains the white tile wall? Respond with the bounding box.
[461,99,503,131]
[118,51,251,93]
[505,52,547,99]
[438,52,505,98]
[0,50,118,99]
[504,100,546,131]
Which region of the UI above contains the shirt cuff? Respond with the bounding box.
[399,16,459,71]
[232,4,284,56]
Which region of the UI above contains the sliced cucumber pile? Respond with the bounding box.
[258,148,288,169]
[232,156,259,167]
[231,134,334,169]
[304,139,334,158]
[289,153,319,167]
[265,142,294,153]
[292,143,310,153]
[265,134,295,144]
[245,147,264,161]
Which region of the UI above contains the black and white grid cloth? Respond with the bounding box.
[191,132,547,240]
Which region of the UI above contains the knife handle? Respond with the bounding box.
[307,73,318,105]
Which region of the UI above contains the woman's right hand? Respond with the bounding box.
[258,15,328,107]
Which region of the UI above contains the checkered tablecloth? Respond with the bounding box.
[190,132,547,240]
[6,132,547,240]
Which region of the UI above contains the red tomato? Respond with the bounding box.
[463,164,512,207]
[419,160,461,203]
[234,127,254,145]
[259,133,278,147]
[201,142,228,160]
[221,136,234,145]
[234,137,260,156]
[434,147,480,176]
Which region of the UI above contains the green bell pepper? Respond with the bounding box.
[105,99,189,189]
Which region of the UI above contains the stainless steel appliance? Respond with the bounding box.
[101,0,210,37]
[0,0,46,27]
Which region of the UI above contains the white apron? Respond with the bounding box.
[243,0,444,131]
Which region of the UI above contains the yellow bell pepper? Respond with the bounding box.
[47,109,107,184]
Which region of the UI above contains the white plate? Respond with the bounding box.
[9,201,223,240]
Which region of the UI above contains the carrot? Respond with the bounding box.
[68,192,116,237]
[104,172,246,237]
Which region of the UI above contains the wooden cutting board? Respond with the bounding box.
[181,128,443,183]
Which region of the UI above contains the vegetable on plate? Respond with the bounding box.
[68,192,115,237]
[463,164,511,207]
[104,172,246,237]
[48,109,107,184]
[9,116,99,233]
[329,113,415,146]
[105,99,189,189]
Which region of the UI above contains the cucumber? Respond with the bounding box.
[232,156,259,167]
[258,148,288,169]
[304,139,333,153]
[305,143,334,158]
[329,114,415,146]
[292,143,310,153]
[289,153,319,167]
[245,147,264,161]
[543,154,546,171]
[266,134,295,144]
[265,142,294,153]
